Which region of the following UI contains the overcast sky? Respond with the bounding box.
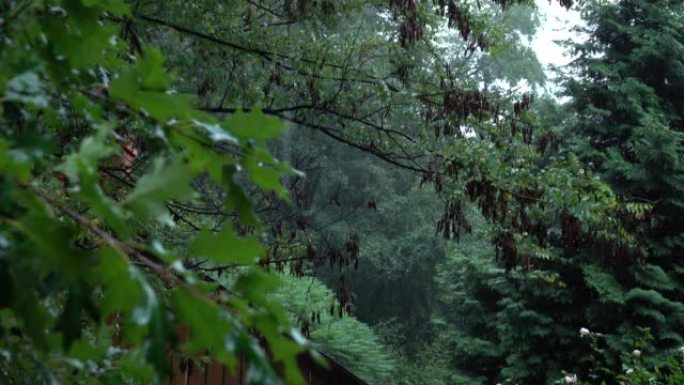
[532,1,583,67]
[531,0,585,93]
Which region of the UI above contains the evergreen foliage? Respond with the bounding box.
[430,1,684,383]
[566,0,684,371]
[272,276,395,384]
[2,1,683,385]
[0,1,307,384]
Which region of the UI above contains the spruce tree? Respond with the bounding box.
[431,1,684,383]
[566,0,684,361]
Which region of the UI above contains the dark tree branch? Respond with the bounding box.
[202,106,429,173]
[134,13,383,86]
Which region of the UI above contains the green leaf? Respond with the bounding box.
[223,165,258,225]
[59,125,130,236]
[0,140,32,182]
[124,157,193,221]
[189,224,265,264]
[172,288,238,369]
[59,124,116,182]
[170,131,230,181]
[135,49,172,92]
[109,49,195,122]
[17,208,86,279]
[3,263,50,350]
[145,304,171,381]
[109,73,194,122]
[80,178,131,238]
[94,247,143,316]
[45,2,119,69]
[119,351,156,382]
[55,285,99,349]
[583,264,626,304]
[241,147,290,200]
[81,0,130,14]
[224,109,285,142]
[235,270,279,304]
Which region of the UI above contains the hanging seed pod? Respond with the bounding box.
[306,241,315,261]
[558,0,573,10]
[499,233,517,271]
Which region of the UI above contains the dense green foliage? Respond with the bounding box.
[1,0,683,384]
[574,330,684,385]
[567,0,684,376]
[271,276,395,383]
[0,1,306,384]
[424,1,684,384]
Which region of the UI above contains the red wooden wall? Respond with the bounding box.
[167,353,368,385]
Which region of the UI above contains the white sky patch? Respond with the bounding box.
[531,0,585,95]
[488,2,585,96]
[460,124,477,138]
[532,1,583,68]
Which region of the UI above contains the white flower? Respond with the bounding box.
[626,368,634,375]
[580,327,590,337]
[632,349,641,357]
[678,346,684,355]
[565,373,578,384]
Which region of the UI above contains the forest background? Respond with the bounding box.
[1,0,683,384]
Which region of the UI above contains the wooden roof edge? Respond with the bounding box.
[316,350,370,385]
